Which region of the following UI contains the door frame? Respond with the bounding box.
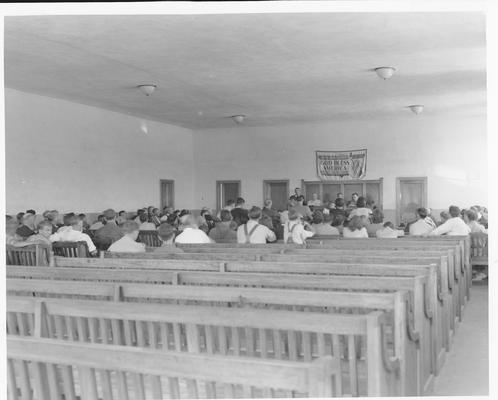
[262,179,290,206]
[159,179,175,209]
[216,180,241,210]
[396,176,428,226]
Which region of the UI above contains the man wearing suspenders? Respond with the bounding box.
[284,209,316,245]
[237,206,277,244]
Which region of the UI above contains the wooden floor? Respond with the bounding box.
[431,281,488,396]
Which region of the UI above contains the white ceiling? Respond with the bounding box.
[4,13,486,130]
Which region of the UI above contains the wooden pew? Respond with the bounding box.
[30,256,447,379]
[470,232,488,267]
[6,266,435,393]
[52,241,90,258]
[6,244,49,266]
[7,296,401,396]
[8,336,342,399]
[6,278,420,395]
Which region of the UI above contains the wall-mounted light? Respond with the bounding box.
[374,67,396,80]
[137,84,157,96]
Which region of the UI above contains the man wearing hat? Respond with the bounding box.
[94,208,124,250]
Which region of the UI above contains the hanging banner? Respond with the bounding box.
[316,149,367,180]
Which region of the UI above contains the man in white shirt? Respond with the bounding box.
[376,222,405,238]
[108,221,146,253]
[307,193,322,207]
[175,215,213,244]
[409,208,435,236]
[50,215,97,255]
[237,207,277,244]
[284,209,315,244]
[428,206,471,236]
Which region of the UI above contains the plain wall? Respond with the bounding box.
[5,88,195,214]
[192,116,488,217]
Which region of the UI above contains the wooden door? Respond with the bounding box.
[216,181,241,210]
[396,177,427,226]
[160,180,175,209]
[263,180,289,212]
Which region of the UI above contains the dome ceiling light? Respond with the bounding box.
[137,84,157,96]
[374,66,396,80]
[408,105,424,115]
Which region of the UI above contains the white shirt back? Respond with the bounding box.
[237,220,276,244]
[175,227,213,244]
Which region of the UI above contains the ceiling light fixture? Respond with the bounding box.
[231,115,245,124]
[137,84,157,96]
[408,105,424,115]
[374,67,396,80]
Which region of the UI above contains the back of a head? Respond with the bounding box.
[449,205,460,218]
[37,220,53,231]
[465,209,477,221]
[332,213,345,227]
[440,211,451,221]
[335,198,345,208]
[16,212,25,223]
[220,209,232,222]
[356,197,366,208]
[417,207,428,219]
[226,199,235,207]
[348,216,364,231]
[119,210,126,217]
[64,215,80,228]
[157,223,176,241]
[121,220,139,234]
[248,206,262,220]
[264,198,272,207]
[236,197,245,206]
[383,221,394,229]
[288,209,302,221]
[372,208,384,224]
[139,214,148,223]
[26,209,36,216]
[312,211,324,224]
[181,214,197,228]
[103,209,116,221]
[78,213,86,219]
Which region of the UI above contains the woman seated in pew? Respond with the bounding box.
[331,213,345,235]
[463,209,487,233]
[347,196,372,221]
[311,210,339,236]
[342,215,368,238]
[153,223,184,253]
[375,221,405,238]
[107,221,146,253]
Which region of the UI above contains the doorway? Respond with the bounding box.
[216,180,241,210]
[396,177,428,226]
[160,180,175,210]
[263,180,289,212]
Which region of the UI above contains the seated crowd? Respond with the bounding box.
[5,193,488,254]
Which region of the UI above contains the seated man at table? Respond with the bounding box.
[153,223,184,253]
[108,221,146,253]
[50,215,97,255]
[237,207,277,244]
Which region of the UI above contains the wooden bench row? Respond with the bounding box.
[8,296,395,397]
[8,262,434,395]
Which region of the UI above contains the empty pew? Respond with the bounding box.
[5,264,434,390]
[7,296,401,396]
[8,335,341,399]
[26,256,447,377]
[6,278,420,395]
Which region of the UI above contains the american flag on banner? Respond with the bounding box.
[316,149,367,180]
